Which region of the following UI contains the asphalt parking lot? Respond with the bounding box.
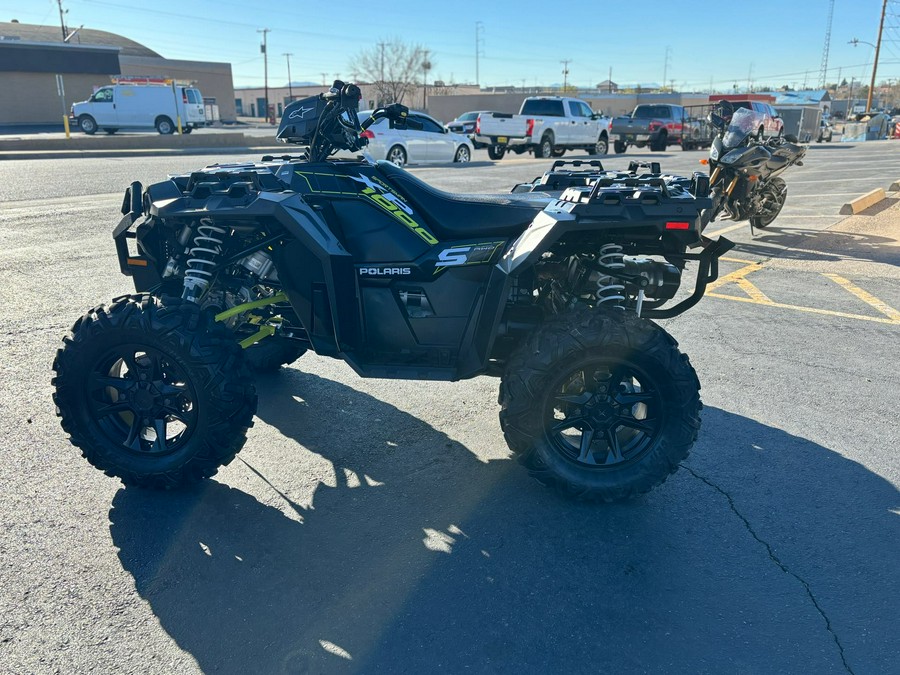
[1,142,898,674]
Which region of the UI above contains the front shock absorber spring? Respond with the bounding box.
[182,218,227,303]
[595,244,625,309]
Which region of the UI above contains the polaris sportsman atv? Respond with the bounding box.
[52,82,733,501]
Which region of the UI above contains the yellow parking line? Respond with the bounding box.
[706,293,900,325]
[735,279,774,304]
[822,274,900,322]
[705,222,747,237]
[720,256,759,264]
[706,261,763,292]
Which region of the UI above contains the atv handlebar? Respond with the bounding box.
[360,103,423,133]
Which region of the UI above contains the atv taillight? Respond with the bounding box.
[360,129,375,139]
[475,115,481,134]
[525,118,535,138]
[665,221,691,230]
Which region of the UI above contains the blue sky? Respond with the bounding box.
[4,0,899,90]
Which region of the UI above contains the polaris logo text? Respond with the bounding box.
[359,267,412,276]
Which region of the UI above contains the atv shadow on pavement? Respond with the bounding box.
[109,373,899,674]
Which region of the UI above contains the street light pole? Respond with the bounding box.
[258,28,270,122]
[283,53,293,101]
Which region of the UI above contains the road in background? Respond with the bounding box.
[1,142,898,673]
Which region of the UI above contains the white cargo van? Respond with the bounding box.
[70,83,206,135]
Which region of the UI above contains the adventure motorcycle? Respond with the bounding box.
[52,81,733,502]
[705,101,807,232]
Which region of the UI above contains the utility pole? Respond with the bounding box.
[56,0,68,41]
[422,50,431,110]
[748,63,754,92]
[321,72,328,87]
[560,59,571,92]
[662,46,671,92]
[374,42,387,106]
[866,0,887,112]
[257,28,270,122]
[475,22,484,86]
[283,53,293,101]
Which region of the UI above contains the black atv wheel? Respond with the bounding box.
[487,145,506,160]
[243,338,307,372]
[499,310,701,502]
[52,294,257,489]
[750,176,787,229]
[614,140,627,154]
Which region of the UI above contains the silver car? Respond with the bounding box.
[357,110,474,166]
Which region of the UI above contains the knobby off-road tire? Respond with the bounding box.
[243,339,307,372]
[52,294,257,489]
[499,310,701,502]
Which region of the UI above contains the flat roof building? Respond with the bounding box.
[0,21,237,125]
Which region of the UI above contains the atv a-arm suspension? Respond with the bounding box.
[214,291,289,348]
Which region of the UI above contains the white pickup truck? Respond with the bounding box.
[473,96,611,159]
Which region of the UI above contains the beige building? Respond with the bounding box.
[234,83,482,121]
[0,21,236,125]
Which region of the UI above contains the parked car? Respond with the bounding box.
[70,83,206,135]
[447,110,495,148]
[357,110,474,166]
[817,118,834,142]
[610,103,712,153]
[473,97,611,159]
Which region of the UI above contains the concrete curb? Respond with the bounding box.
[839,188,887,215]
[0,146,285,161]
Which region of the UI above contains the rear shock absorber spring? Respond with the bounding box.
[182,218,227,303]
[595,244,626,309]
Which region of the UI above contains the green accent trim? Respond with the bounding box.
[214,291,289,322]
[239,324,276,348]
[293,171,357,195]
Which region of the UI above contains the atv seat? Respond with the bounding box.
[375,160,551,239]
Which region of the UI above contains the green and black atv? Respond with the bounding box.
[53,81,732,501]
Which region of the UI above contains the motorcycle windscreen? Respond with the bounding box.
[722,109,757,150]
[276,96,327,144]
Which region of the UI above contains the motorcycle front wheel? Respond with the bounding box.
[750,177,787,229]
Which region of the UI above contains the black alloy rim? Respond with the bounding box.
[545,360,663,469]
[87,344,198,456]
[757,184,785,224]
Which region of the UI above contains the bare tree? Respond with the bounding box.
[351,39,429,106]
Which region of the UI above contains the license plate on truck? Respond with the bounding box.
[497,136,508,144]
